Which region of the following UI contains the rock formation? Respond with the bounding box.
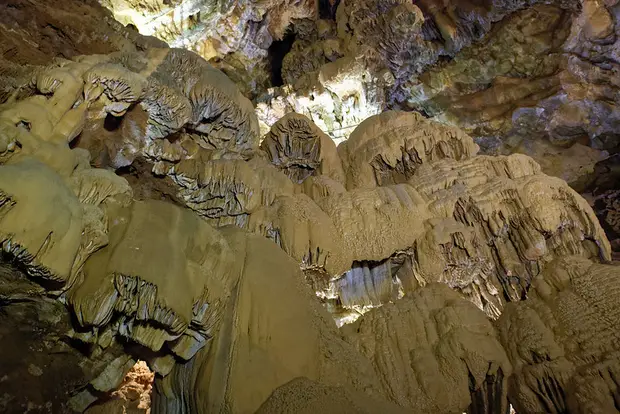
[1,1,620,413]
[498,256,620,413]
[104,0,619,256]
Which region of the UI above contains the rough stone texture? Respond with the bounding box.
[244,112,609,322]
[401,0,620,194]
[497,256,620,413]
[1,4,620,413]
[99,0,317,98]
[260,112,345,184]
[0,0,166,103]
[0,263,131,414]
[337,111,478,189]
[92,0,620,187]
[341,283,511,414]
[0,45,247,408]
[86,361,153,414]
[251,0,587,145]
[250,0,620,255]
[0,0,165,64]
[256,377,410,414]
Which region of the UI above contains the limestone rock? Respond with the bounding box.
[497,256,620,413]
[247,112,610,320]
[69,199,235,364]
[342,283,512,413]
[256,377,409,414]
[1,8,619,414]
[99,0,316,97]
[85,361,153,414]
[261,112,345,184]
[151,228,383,414]
[0,158,83,282]
[0,263,130,414]
[338,110,479,189]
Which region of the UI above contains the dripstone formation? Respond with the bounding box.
[0,0,619,413]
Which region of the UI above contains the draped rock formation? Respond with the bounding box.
[498,256,620,413]
[0,5,619,414]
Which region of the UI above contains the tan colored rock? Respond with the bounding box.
[94,360,154,414]
[338,111,479,189]
[69,199,235,364]
[0,0,165,68]
[582,0,615,39]
[256,377,409,414]
[169,157,294,226]
[342,283,512,413]
[248,192,351,275]
[257,57,387,144]
[152,227,383,414]
[1,14,619,414]
[99,0,316,97]
[0,158,83,282]
[83,63,148,114]
[498,256,620,413]
[261,112,345,184]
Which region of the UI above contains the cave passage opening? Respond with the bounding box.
[318,0,340,19]
[268,31,296,87]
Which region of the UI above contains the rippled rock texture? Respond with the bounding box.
[498,256,620,413]
[91,3,620,255]
[1,1,620,413]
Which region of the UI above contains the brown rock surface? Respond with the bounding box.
[498,256,620,413]
[0,0,166,103]
[1,4,620,414]
[256,377,409,414]
[0,263,132,414]
[341,283,512,413]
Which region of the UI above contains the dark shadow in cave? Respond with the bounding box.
[268,31,296,87]
[318,0,340,19]
[104,113,122,131]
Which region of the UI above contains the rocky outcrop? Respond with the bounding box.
[0,0,166,103]
[46,61,607,323]
[256,377,409,414]
[341,283,511,414]
[1,7,619,414]
[260,112,345,183]
[99,0,317,98]
[244,111,609,322]
[151,227,384,414]
[0,263,135,413]
[249,0,620,253]
[403,0,620,184]
[497,256,620,413]
[90,0,619,183]
[0,46,248,410]
[85,361,153,414]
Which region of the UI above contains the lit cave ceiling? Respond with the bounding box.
[97,0,620,251]
[0,0,619,413]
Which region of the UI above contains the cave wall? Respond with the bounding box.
[0,0,620,413]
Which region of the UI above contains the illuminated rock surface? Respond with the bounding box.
[0,0,619,413]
